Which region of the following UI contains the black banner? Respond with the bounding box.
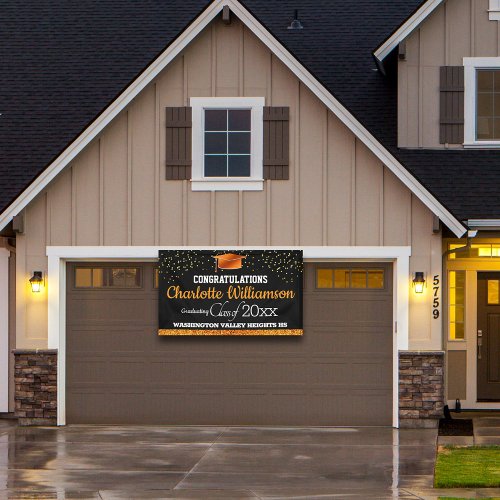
[158,250,303,336]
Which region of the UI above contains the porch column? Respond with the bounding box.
[0,248,9,412]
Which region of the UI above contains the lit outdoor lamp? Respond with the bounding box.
[412,272,426,294]
[29,271,43,293]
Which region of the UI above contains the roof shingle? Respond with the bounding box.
[1,0,496,222]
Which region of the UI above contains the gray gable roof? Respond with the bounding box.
[1,0,495,223]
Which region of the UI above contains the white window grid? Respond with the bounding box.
[204,109,251,177]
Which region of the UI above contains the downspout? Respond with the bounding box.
[0,237,16,254]
[442,230,477,261]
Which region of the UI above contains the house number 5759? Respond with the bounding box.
[432,275,440,319]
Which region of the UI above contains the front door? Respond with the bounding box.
[477,272,500,401]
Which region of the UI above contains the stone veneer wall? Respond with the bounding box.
[399,351,444,428]
[13,350,57,426]
[11,349,445,427]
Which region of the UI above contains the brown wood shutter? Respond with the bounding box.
[166,107,192,180]
[263,107,290,179]
[439,66,464,144]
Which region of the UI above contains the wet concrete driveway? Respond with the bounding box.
[0,419,441,498]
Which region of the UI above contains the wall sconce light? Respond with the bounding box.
[412,272,426,294]
[29,271,43,293]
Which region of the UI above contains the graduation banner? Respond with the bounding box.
[158,250,303,336]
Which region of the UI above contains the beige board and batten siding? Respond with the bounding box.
[15,17,440,349]
[399,0,500,148]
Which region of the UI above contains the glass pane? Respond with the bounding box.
[351,270,367,289]
[367,270,384,289]
[205,110,227,131]
[205,132,227,154]
[494,70,500,92]
[450,305,456,322]
[472,244,492,257]
[75,268,92,288]
[488,280,500,304]
[477,93,493,117]
[449,271,456,288]
[477,117,493,140]
[228,155,251,177]
[448,244,465,260]
[125,268,140,287]
[111,269,126,287]
[454,323,465,340]
[228,110,251,131]
[205,155,227,177]
[455,286,464,304]
[455,271,465,288]
[478,70,494,92]
[92,268,104,288]
[333,269,349,288]
[228,132,251,154]
[449,270,466,341]
[493,245,500,257]
[449,322,456,339]
[317,269,333,288]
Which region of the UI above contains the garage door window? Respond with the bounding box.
[317,268,384,289]
[75,267,142,288]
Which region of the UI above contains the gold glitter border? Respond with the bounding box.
[158,329,303,336]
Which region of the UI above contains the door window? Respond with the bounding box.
[488,279,500,305]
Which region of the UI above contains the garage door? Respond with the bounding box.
[66,262,393,425]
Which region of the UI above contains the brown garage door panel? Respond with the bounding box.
[66,262,393,425]
[67,391,392,426]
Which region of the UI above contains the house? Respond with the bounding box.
[1,0,499,428]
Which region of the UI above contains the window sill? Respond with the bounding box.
[463,141,500,149]
[191,179,264,191]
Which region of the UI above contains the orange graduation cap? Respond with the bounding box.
[213,253,246,271]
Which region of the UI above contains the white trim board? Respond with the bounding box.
[464,57,500,148]
[374,0,444,62]
[0,0,465,237]
[47,245,411,428]
[190,96,264,191]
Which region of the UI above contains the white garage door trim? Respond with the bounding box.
[47,245,411,427]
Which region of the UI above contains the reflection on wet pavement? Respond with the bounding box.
[0,420,495,498]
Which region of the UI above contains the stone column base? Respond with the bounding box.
[13,349,57,426]
[399,351,444,429]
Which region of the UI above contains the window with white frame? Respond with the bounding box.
[464,57,500,147]
[190,97,264,191]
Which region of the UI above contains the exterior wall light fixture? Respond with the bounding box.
[412,272,426,294]
[29,271,43,293]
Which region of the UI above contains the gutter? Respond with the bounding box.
[467,219,500,231]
